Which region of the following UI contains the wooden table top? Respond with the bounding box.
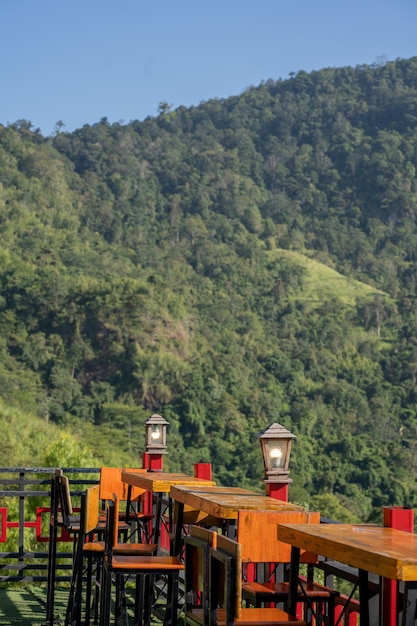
[278,522,417,581]
[170,484,305,520]
[121,470,216,493]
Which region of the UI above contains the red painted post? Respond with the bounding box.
[265,480,290,604]
[383,507,414,626]
[193,462,212,481]
[265,482,289,502]
[143,450,164,471]
[148,453,163,471]
[142,453,152,516]
[142,452,166,547]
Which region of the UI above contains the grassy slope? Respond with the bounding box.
[271,249,388,306]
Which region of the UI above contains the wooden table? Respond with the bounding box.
[171,484,304,519]
[121,471,216,545]
[278,522,417,626]
[171,484,305,556]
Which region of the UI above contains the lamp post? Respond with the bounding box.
[144,414,169,471]
[256,422,296,501]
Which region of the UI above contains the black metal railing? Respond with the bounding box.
[0,467,100,583]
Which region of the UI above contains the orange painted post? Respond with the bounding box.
[383,506,414,626]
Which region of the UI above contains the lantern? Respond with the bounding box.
[256,422,296,482]
[145,414,169,455]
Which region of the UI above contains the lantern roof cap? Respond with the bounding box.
[255,422,296,440]
[145,414,169,425]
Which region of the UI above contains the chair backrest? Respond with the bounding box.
[55,470,74,529]
[111,492,121,548]
[104,497,117,560]
[99,467,146,502]
[83,484,100,535]
[189,524,218,550]
[236,510,320,564]
[184,526,218,624]
[212,533,242,620]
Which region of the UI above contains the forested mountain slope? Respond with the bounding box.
[2,57,417,521]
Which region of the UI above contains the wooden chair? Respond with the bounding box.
[99,467,145,506]
[99,467,152,541]
[66,487,159,626]
[210,533,306,625]
[238,510,338,626]
[184,526,218,626]
[65,484,105,626]
[100,495,183,626]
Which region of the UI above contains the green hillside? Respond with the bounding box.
[269,249,388,306]
[2,57,417,522]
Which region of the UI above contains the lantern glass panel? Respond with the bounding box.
[264,440,288,470]
[150,424,163,445]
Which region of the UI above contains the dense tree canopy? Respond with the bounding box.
[2,57,417,521]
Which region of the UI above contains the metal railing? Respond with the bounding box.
[0,467,100,583]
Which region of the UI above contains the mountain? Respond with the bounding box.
[2,57,417,521]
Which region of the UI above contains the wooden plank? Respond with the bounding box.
[237,510,320,563]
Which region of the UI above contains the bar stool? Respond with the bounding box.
[67,487,158,626]
[100,495,184,626]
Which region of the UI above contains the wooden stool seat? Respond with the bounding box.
[110,554,184,570]
[215,607,305,625]
[113,542,158,556]
[84,540,159,556]
[242,579,337,601]
[83,540,105,554]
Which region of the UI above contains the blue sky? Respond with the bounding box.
[1,0,417,136]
